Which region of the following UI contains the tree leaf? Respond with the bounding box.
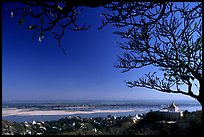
[18,17,24,26]
[57,5,63,11]
[27,25,39,30]
[164,73,167,76]
[38,36,42,43]
[195,83,198,89]
[10,11,14,18]
[38,31,44,43]
[194,22,197,28]
[181,48,185,53]
[32,30,39,41]
[40,17,44,25]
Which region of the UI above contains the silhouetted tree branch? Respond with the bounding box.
[99,2,167,30]
[8,1,112,55]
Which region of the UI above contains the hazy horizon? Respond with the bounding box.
[2,98,200,103]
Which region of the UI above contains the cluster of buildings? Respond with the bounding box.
[132,102,183,123]
[23,121,46,135]
[21,115,128,135]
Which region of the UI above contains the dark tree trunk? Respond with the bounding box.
[197,97,203,109]
[197,85,203,109]
[198,99,203,108]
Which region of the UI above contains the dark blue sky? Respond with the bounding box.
[2,2,196,101]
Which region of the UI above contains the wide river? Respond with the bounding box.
[2,100,201,123]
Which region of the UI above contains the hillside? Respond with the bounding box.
[2,110,202,135]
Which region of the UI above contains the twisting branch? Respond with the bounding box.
[112,2,202,105]
[126,72,198,99]
[99,2,168,30]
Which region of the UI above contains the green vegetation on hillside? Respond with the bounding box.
[128,110,202,135]
[2,111,202,135]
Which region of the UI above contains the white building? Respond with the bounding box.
[159,102,183,119]
[39,126,47,130]
[167,102,179,112]
[32,121,36,125]
[92,128,97,133]
[113,116,117,120]
[24,121,30,127]
[36,132,42,135]
[72,122,75,126]
[132,114,142,123]
[52,126,57,129]
[160,103,180,112]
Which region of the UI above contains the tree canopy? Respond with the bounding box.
[109,2,202,106]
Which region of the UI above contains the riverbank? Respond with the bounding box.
[2,108,136,117]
